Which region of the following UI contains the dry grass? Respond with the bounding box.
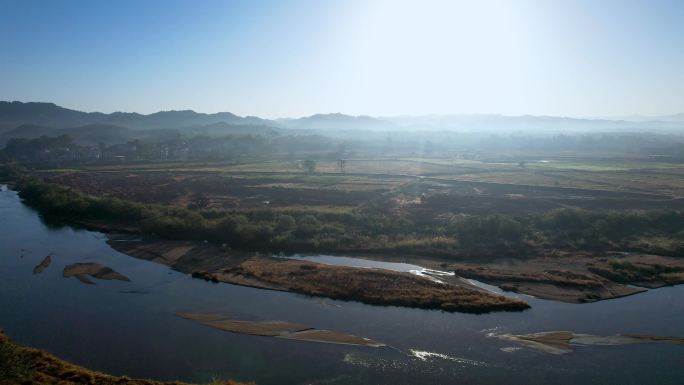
[216,257,529,313]
[449,264,608,288]
[0,331,254,385]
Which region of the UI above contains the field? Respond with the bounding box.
[37,155,684,215]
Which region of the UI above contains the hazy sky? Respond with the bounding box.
[1,0,683,118]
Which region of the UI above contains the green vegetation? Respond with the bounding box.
[529,160,684,172]
[0,163,23,182]
[15,176,416,253]
[587,259,684,285]
[13,176,684,258]
[301,159,316,173]
[536,209,684,254]
[0,336,34,383]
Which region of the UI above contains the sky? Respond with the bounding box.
[1,0,683,118]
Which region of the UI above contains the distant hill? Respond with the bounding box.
[277,112,684,133]
[384,114,684,133]
[0,124,55,139]
[278,113,396,131]
[663,113,684,122]
[2,102,682,140]
[0,102,104,133]
[100,110,272,130]
[58,124,139,145]
[0,123,141,145]
[0,120,283,147]
[625,113,684,123]
[186,122,279,137]
[0,101,275,134]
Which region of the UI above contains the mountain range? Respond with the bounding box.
[1,101,683,146]
[0,101,271,133]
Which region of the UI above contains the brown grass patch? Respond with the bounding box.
[215,257,529,313]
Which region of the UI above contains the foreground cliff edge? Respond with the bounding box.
[0,331,253,385]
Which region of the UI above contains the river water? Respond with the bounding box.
[1,186,683,384]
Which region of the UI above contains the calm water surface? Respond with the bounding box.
[1,186,683,384]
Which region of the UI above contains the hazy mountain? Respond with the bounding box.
[0,102,104,133]
[280,112,684,133]
[661,113,684,122]
[2,102,682,141]
[384,114,684,133]
[186,122,279,137]
[100,110,272,130]
[58,124,139,145]
[0,123,140,145]
[613,113,684,123]
[278,113,396,131]
[0,124,55,139]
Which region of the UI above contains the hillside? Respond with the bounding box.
[0,101,273,134]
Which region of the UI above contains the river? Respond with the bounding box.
[1,185,683,384]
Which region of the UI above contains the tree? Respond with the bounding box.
[302,159,316,174]
[337,159,346,173]
[295,214,320,237]
[275,215,296,233]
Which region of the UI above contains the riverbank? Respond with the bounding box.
[444,252,684,303]
[0,331,251,385]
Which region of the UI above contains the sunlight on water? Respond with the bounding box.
[500,347,523,353]
[408,349,489,367]
[343,353,408,371]
[409,268,455,284]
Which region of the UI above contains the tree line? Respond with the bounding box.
[12,176,684,258]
